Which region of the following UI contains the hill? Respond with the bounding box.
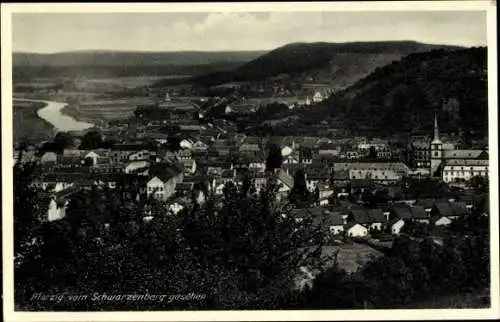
[320,47,488,140]
[13,62,245,82]
[12,50,267,81]
[13,50,267,67]
[190,41,463,88]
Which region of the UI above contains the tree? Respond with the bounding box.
[79,131,102,150]
[265,144,283,172]
[53,132,74,151]
[289,170,311,204]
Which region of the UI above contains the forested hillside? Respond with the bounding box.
[191,41,462,88]
[321,47,488,140]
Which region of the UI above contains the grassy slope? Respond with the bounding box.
[13,100,55,144]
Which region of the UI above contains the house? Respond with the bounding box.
[296,96,312,107]
[238,143,261,156]
[179,138,194,150]
[128,150,150,161]
[326,213,345,235]
[276,169,294,200]
[334,162,410,183]
[367,209,386,231]
[340,150,361,160]
[191,140,209,153]
[179,159,197,175]
[442,159,489,183]
[409,205,430,224]
[387,218,405,235]
[431,202,456,219]
[283,152,300,164]
[168,200,187,215]
[312,91,324,103]
[147,163,184,201]
[247,156,266,172]
[125,161,149,175]
[431,215,453,227]
[40,151,58,164]
[299,147,313,164]
[317,183,334,200]
[84,151,100,167]
[317,143,340,157]
[345,223,368,238]
[391,205,414,221]
[38,186,79,222]
[175,149,193,160]
[206,161,233,176]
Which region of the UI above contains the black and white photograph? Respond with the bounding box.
[2,1,498,321]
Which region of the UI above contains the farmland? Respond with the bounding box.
[62,97,156,123]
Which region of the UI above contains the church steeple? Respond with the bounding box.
[433,113,439,141]
[432,112,442,144]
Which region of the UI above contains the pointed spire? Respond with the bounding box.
[433,112,440,142]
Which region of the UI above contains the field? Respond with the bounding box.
[76,75,190,89]
[321,243,383,274]
[13,100,55,144]
[62,97,156,123]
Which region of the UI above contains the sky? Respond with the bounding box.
[12,11,487,53]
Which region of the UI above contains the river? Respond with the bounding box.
[14,98,94,132]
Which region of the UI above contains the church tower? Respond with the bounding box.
[430,113,443,177]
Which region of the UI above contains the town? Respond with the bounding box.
[14,90,490,242]
[9,7,493,312]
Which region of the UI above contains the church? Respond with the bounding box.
[429,114,489,183]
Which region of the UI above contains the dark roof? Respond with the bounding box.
[416,198,436,209]
[410,205,428,219]
[367,209,386,223]
[433,202,455,217]
[350,209,370,224]
[387,217,404,227]
[149,162,183,182]
[450,202,467,216]
[392,205,413,220]
[325,213,345,226]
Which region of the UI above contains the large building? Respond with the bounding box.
[429,114,489,182]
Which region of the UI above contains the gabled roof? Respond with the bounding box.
[433,202,455,217]
[392,205,413,220]
[409,205,428,219]
[277,169,294,188]
[443,149,485,159]
[367,209,386,223]
[415,198,436,209]
[450,202,467,216]
[350,209,371,224]
[149,162,183,182]
[444,159,489,166]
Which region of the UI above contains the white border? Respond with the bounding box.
[2,2,498,321]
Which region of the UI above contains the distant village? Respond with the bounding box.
[14,90,490,243]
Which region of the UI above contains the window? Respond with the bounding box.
[434,152,438,157]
